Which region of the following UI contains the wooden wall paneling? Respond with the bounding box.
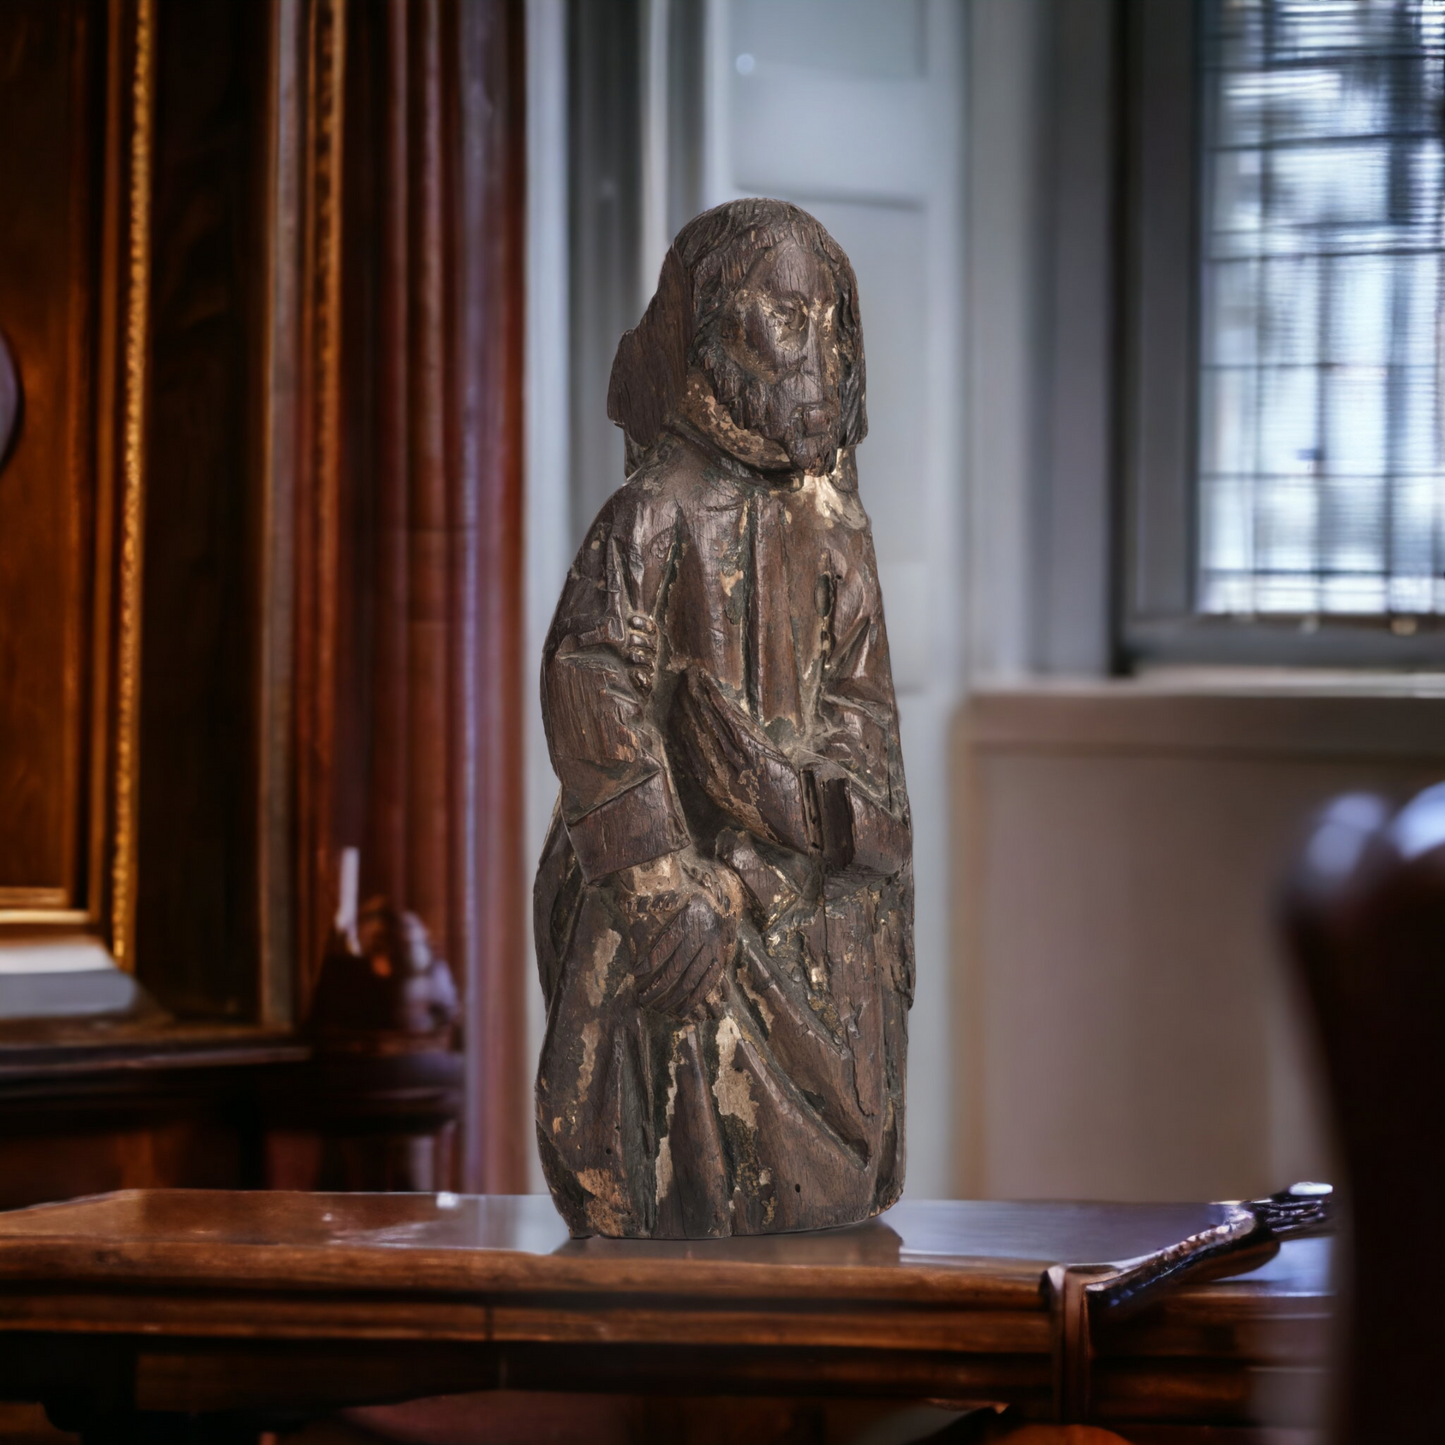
[336,0,526,1189]
[0,0,277,1005]
[361,0,411,921]
[0,0,335,1022]
[85,0,125,963]
[0,0,518,1211]
[0,1124,244,1212]
[0,1041,319,1208]
[293,0,347,1013]
[326,0,373,917]
[60,0,93,924]
[446,0,483,1203]
[355,0,455,971]
[459,0,527,1194]
[106,0,154,972]
[134,0,273,1016]
[406,0,451,973]
[0,0,94,916]
[254,0,296,1030]
[0,0,527,1201]
[255,0,305,1028]
[0,0,143,958]
[0,1024,309,1208]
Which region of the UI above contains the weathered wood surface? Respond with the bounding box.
[0,1190,1331,1432]
[537,198,912,1239]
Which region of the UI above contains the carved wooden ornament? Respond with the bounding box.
[536,199,913,1237]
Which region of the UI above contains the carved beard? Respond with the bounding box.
[700,344,839,476]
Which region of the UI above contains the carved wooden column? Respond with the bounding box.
[286,0,527,1192]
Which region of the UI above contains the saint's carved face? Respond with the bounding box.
[709,236,843,474]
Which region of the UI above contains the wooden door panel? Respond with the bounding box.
[0,0,101,908]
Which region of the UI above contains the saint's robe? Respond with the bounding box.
[535,424,912,1237]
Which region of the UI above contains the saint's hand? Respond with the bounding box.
[623,612,657,692]
[615,854,743,1020]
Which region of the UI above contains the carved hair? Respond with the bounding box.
[607,198,867,456]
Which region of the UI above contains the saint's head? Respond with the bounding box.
[608,198,867,478]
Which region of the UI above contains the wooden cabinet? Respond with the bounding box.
[0,0,527,1202]
[0,0,138,957]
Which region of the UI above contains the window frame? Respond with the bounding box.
[1118,0,1445,669]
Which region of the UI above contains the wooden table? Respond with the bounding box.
[0,1190,1333,1442]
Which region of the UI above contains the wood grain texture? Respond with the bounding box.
[342,0,528,1188]
[135,0,268,1014]
[0,0,203,977]
[0,1030,306,1210]
[536,200,911,1237]
[464,0,529,1200]
[364,0,412,925]
[294,0,347,1011]
[0,1191,1333,1432]
[0,0,101,910]
[107,0,155,974]
[0,0,529,1214]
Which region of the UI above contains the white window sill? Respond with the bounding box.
[964,670,1445,760]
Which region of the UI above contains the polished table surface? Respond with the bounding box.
[0,1191,1333,1435]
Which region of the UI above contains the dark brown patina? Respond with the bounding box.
[536,199,913,1238]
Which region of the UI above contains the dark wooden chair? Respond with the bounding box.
[1282,783,1445,1443]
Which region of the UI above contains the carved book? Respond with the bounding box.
[536,199,913,1237]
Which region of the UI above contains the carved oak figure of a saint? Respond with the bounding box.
[536,199,913,1237]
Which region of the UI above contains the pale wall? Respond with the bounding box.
[953,680,1445,1202]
